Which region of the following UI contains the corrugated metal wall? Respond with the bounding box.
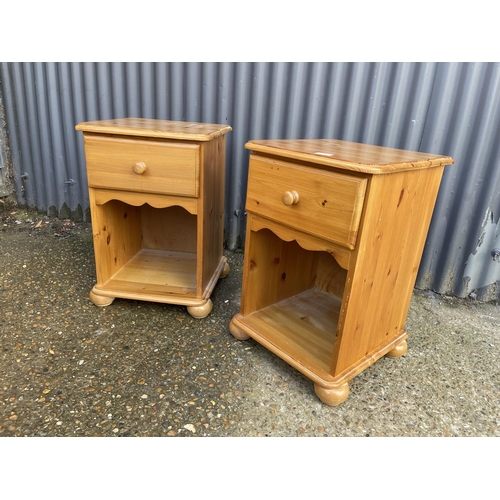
[1,62,499,301]
[0,91,9,196]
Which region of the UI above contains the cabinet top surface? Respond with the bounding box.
[245,139,454,174]
[75,118,232,141]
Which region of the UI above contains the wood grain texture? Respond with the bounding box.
[242,288,341,377]
[230,314,408,388]
[240,227,317,316]
[246,155,367,249]
[234,138,454,404]
[315,251,347,298]
[331,166,445,375]
[246,139,454,174]
[248,214,351,270]
[93,189,198,214]
[80,119,230,314]
[76,117,232,141]
[101,249,197,296]
[141,205,197,253]
[89,196,142,286]
[200,135,227,297]
[84,134,200,197]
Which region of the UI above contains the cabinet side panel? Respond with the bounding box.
[201,136,226,295]
[241,221,317,315]
[90,192,142,285]
[331,167,445,376]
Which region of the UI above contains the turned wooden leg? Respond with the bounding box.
[219,262,230,278]
[314,382,350,406]
[187,299,213,319]
[89,289,115,307]
[229,318,250,340]
[385,339,408,358]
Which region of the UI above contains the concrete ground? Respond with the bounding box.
[1,207,499,438]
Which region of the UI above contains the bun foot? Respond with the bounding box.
[385,339,408,358]
[89,289,115,307]
[220,262,230,278]
[187,299,213,319]
[229,318,250,340]
[314,382,349,406]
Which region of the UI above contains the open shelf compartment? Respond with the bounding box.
[237,227,347,378]
[92,200,199,299]
[243,287,342,375]
[103,248,197,297]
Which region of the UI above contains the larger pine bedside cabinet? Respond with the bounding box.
[229,139,454,406]
[76,118,231,319]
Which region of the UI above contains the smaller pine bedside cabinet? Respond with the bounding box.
[76,118,232,319]
[229,139,454,406]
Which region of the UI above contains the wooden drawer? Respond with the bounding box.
[84,134,200,197]
[245,156,367,249]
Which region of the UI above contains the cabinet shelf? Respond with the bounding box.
[99,248,197,298]
[238,287,341,378]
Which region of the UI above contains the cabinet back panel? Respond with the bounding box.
[141,205,197,253]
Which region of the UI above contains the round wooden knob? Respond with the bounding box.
[282,190,299,206]
[132,161,146,175]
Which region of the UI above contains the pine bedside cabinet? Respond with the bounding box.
[229,139,454,405]
[76,118,232,319]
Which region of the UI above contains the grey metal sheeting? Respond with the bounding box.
[1,62,499,300]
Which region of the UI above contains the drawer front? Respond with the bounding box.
[84,134,200,197]
[246,156,367,249]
